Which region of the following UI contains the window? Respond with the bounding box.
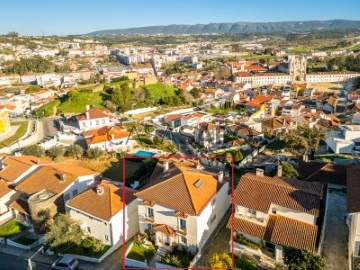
[147,223,153,231]
[64,194,70,201]
[102,119,105,124]
[96,120,99,125]
[211,197,216,206]
[72,189,78,197]
[181,236,187,245]
[104,235,109,241]
[147,208,154,218]
[179,219,186,231]
[248,209,256,215]
[272,209,277,214]
[210,214,217,225]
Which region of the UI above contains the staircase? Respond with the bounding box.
[156,246,168,258]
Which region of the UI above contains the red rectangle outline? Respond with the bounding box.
[121,155,235,270]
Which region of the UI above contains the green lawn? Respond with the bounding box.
[57,89,110,114]
[127,242,156,262]
[145,83,177,100]
[0,121,28,148]
[0,220,27,238]
[234,254,257,270]
[13,236,37,246]
[35,100,61,117]
[316,153,354,162]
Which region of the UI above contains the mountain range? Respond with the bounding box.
[88,20,360,35]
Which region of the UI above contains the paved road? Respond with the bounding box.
[0,253,51,270]
[323,189,348,270]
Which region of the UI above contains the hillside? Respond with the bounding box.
[88,20,360,35]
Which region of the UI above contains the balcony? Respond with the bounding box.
[144,215,155,223]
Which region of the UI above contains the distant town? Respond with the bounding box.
[0,25,359,270]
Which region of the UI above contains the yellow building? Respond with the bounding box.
[0,112,11,134]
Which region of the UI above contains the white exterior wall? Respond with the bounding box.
[63,174,96,203]
[88,137,131,152]
[137,200,198,248]
[78,117,110,130]
[68,207,112,245]
[344,130,360,142]
[270,203,317,225]
[196,182,230,250]
[110,198,139,246]
[0,190,16,215]
[325,137,354,154]
[306,73,359,83]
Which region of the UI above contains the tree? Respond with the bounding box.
[209,253,232,270]
[233,150,243,163]
[282,162,300,179]
[32,209,51,234]
[21,145,45,157]
[47,145,65,160]
[190,88,201,99]
[111,83,132,112]
[25,85,41,94]
[45,214,83,251]
[86,147,104,159]
[283,248,325,270]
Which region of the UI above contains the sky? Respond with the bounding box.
[1,0,360,36]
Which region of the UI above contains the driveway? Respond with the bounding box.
[322,189,348,270]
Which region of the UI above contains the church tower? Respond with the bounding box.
[288,55,307,83]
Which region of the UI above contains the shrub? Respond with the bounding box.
[86,147,104,159]
[209,253,232,270]
[21,144,45,157]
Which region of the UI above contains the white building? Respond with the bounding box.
[67,180,139,246]
[325,125,360,154]
[135,158,230,253]
[75,106,113,131]
[83,126,133,152]
[194,122,224,149]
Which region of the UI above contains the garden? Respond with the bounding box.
[63,237,110,259]
[234,234,262,250]
[159,244,195,268]
[127,242,156,262]
[0,121,29,148]
[0,219,27,238]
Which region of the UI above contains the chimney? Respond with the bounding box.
[36,159,40,164]
[85,111,89,119]
[59,173,65,181]
[218,171,224,184]
[164,161,169,173]
[111,134,115,140]
[277,164,283,177]
[256,168,264,177]
[86,105,90,111]
[96,185,104,195]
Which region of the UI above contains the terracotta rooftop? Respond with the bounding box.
[234,173,323,216]
[67,180,136,221]
[164,114,182,123]
[84,126,130,145]
[76,108,112,121]
[228,214,318,252]
[0,180,12,197]
[246,96,272,107]
[16,164,96,195]
[9,197,30,215]
[0,155,49,183]
[135,158,227,215]
[154,224,175,236]
[299,161,348,186]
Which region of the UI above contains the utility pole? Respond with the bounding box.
[27,245,44,270]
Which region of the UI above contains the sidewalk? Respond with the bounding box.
[0,243,102,270]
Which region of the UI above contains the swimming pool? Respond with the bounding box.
[134,150,156,157]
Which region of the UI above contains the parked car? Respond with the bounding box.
[52,256,79,270]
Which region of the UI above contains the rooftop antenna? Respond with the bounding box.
[41,28,45,38]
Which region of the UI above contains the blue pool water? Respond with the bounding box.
[134,150,156,157]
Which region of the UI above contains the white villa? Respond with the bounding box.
[135,158,230,254]
[325,125,360,154]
